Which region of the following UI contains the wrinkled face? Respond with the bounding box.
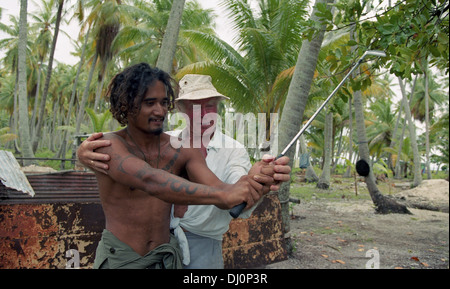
[129,80,169,135]
[179,98,219,136]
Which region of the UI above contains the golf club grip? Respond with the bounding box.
[230,202,247,218]
[229,154,284,218]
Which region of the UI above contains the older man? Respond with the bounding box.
[78,74,291,269]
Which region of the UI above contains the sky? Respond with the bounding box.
[0,0,241,65]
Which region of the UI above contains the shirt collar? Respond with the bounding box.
[206,130,223,152]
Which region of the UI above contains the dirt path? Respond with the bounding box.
[266,179,449,269]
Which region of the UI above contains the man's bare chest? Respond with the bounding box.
[128,143,185,175]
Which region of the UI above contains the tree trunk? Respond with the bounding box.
[93,61,107,113]
[394,116,407,179]
[76,52,98,135]
[394,76,417,179]
[354,85,410,214]
[343,96,353,177]
[331,124,344,174]
[56,26,91,159]
[424,69,431,179]
[17,0,35,164]
[388,95,402,174]
[156,0,185,73]
[300,135,319,182]
[277,0,334,238]
[30,59,43,138]
[398,77,422,187]
[32,0,64,152]
[317,109,333,189]
[12,71,21,154]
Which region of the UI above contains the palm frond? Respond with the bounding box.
[181,30,245,71]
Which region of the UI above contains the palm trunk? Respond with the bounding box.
[12,71,21,154]
[354,87,410,214]
[156,0,185,73]
[30,60,43,138]
[56,26,91,159]
[278,0,334,238]
[300,135,319,182]
[317,108,333,189]
[157,0,185,131]
[17,0,35,164]
[32,0,64,152]
[398,77,422,187]
[394,76,417,179]
[76,52,98,135]
[343,96,353,177]
[424,69,431,179]
[388,97,402,174]
[332,124,344,174]
[93,61,107,113]
[394,117,407,179]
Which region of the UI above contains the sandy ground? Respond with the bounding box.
[266,179,449,269]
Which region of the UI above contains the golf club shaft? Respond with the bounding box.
[229,51,384,218]
[278,57,365,158]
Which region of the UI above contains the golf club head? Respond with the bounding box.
[363,50,387,58]
[356,159,371,177]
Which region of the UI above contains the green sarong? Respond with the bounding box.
[93,229,183,269]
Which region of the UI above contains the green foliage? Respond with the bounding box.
[34,148,75,170]
[85,107,112,132]
[177,0,310,116]
[373,159,392,178]
[0,127,18,148]
[0,0,448,176]
[289,178,372,202]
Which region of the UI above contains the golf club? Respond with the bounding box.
[229,50,387,218]
[356,159,371,177]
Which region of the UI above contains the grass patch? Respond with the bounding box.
[289,177,372,202]
[33,148,76,171]
[289,171,418,203]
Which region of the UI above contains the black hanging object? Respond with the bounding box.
[356,159,370,177]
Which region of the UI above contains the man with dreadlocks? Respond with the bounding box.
[88,63,279,269]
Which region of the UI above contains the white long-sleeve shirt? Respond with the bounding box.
[169,129,254,239]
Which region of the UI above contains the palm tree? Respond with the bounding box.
[90,0,123,112]
[277,0,334,236]
[29,0,55,138]
[75,0,124,133]
[430,105,449,178]
[366,97,396,160]
[177,0,309,118]
[410,69,447,179]
[17,0,35,164]
[0,16,19,151]
[55,3,92,159]
[112,0,213,69]
[316,107,333,189]
[354,72,410,214]
[398,77,422,187]
[32,0,65,153]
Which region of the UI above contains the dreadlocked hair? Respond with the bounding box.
[107,63,176,126]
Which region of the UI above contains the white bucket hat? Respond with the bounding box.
[176,74,229,102]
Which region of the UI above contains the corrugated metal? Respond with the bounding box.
[0,150,35,197]
[1,171,100,204]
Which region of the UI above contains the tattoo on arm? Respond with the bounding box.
[115,153,214,198]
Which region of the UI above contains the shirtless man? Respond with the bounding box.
[86,63,277,269]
